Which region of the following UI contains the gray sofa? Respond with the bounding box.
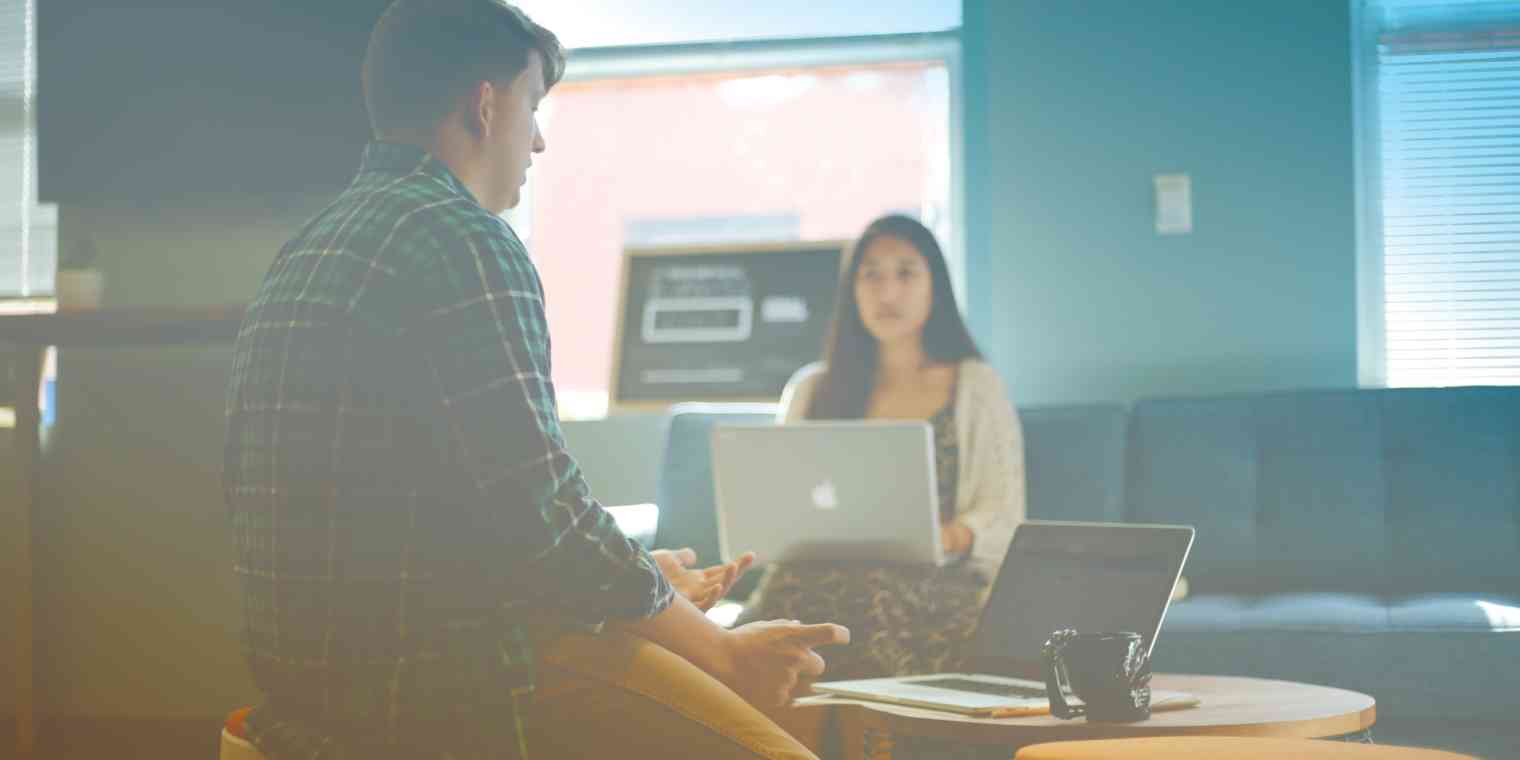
[1120,389,1520,727]
[573,387,1520,743]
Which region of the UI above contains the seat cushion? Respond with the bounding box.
[1163,592,1390,633]
[1156,593,1520,721]
[1388,594,1520,632]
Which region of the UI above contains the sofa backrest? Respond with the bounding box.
[640,388,1520,596]
[562,413,669,506]
[1378,388,1520,592]
[654,403,778,568]
[1020,403,1129,523]
[651,401,1128,557]
[1125,388,1520,594]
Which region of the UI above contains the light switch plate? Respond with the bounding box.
[1154,173,1193,235]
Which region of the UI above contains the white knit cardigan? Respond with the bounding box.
[777,359,1027,568]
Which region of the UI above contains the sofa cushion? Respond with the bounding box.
[562,413,669,506]
[1157,593,1520,721]
[1387,594,1520,632]
[1247,394,1390,588]
[1163,592,1389,633]
[654,404,777,567]
[1126,388,1520,595]
[1021,403,1128,523]
[1380,388,1520,594]
[1126,395,1287,590]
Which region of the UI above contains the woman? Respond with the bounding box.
[736,214,1026,681]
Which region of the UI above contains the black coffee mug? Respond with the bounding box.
[1042,629,1152,722]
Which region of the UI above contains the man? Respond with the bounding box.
[224,2,846,758]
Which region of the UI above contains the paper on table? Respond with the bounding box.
[968,689,1200,719]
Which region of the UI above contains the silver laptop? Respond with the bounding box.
[811,521,1196,715]
[711,421,945,566]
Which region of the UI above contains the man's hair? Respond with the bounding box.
[362,0,565,139]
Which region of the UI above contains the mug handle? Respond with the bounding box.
[1042,629,1085,719]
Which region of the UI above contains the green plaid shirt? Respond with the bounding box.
[224,141,673,760]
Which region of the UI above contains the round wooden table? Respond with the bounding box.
[793,674,1377,760]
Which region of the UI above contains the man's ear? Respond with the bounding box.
[467,80,495,138]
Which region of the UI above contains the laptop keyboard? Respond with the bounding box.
[911,678,1047,699]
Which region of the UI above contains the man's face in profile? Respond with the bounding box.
[485,51,548,212]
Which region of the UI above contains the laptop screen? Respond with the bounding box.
[966,522,1193,679]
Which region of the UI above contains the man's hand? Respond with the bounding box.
[717,620,850,712]
[651,548,756,611]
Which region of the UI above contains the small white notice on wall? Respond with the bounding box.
[1154,173,1192,235]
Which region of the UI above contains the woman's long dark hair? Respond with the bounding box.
[805,214,982,420]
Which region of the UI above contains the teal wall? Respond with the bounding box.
[0,0,1363,721]
[962,0,1359,405]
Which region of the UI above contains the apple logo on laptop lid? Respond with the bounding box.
[811,480,839,510]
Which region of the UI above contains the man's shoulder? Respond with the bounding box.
[366,174,526,257]
[293,172,527,266]
[322,172,474,237]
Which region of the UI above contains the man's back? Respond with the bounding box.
[225,142,620,757]
[219,4,848,759]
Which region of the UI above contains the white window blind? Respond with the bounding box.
[1,0,53,300]
[1370,1,1520,386]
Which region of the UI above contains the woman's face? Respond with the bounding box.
[853,235,934,347]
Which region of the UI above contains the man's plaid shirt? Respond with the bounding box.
[224,141,673,759]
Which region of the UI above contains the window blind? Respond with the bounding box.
[0,0,53,300]
[1374,1,1520,386]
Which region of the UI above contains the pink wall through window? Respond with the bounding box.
[526,61,951,406]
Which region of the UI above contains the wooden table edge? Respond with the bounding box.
[799,674,1378,749]
[834,702,1376,744]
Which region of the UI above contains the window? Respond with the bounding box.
[513,0,959,49]
[1,0,55,302]
[1,0,58,430]
[521,34,960,417]
[1357,0,1520,387]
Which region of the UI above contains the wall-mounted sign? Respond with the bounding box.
[611,241,844,411]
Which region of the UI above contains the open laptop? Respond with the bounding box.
[811,521,1197,716]
[711,421,945,566]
